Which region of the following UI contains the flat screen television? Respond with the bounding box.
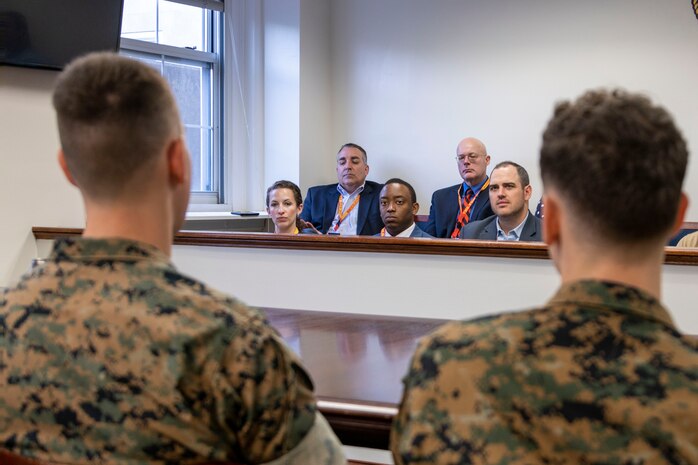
[0,0,124,71]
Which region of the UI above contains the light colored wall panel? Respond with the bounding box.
[0,67,84,286]
[263,0,301,201]
[329,0,698,218]
[168,243,698,335]
[299,0,334,193]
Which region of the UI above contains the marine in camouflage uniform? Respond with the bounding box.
[392,88,698,465]
[0,237,343,465]
[392,280,698,464]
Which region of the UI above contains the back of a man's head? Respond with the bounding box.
[540,89,688,244]
[52,52,181,200]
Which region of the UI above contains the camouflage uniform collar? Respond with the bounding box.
[50,237,173,266]
[549,280,676,330]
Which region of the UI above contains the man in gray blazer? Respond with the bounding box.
[377,178,433,238]
[459,161,542,242]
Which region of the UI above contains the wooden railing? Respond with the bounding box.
[32,227,698,265]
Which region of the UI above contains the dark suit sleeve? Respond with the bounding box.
[300,188,313,223]
[300,187,324,232]
[359,182,385,236]
[458,216,495,240]
[521,214,543,242]
[458,221,477,240]
[480,202,494,221]
[411,226,433,238]
[424,192,438,237]
[472,194,494,222]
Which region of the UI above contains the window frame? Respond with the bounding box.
[119,0,224,207]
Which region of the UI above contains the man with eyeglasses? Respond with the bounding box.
[423,137,494,238]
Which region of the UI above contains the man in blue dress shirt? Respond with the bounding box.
[300,143,383,235]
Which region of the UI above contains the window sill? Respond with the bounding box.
[184,211,271,232]
[185,211,269,220]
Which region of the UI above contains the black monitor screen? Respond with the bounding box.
[0,0,124,70]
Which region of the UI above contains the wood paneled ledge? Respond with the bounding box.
[32,227,698,265]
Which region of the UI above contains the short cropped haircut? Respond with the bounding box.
[540,89,688,242]
[338,143,367,163]
[492,161,530,188]
[384,178,417,203]
[52,52,181,199]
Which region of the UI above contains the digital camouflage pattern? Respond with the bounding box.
[392,280,698,465]
[0,238,318,465]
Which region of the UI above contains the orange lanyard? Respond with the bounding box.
[333,194,361,231]
[457,179,489,216]
[380,227,387,236]
[451,179,490,238]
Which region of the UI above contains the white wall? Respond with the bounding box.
[328,0,698,217]
[263,0,301,196]
[262,0,335,203]
[299,0,334,191]
[0,67,84,286]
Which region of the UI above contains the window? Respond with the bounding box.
[120,0,223,204]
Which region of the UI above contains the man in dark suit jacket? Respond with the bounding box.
[376,178,433,238]
[424,137,494,238]
[459,161,542,242]
[300,143,383,235]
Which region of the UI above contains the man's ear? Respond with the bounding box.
[542,193,559,246]
[412,202,419,216]
[523,185,533,202]
[58,150,78,187]
[166,138,187,186]
[670,192,689,236]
